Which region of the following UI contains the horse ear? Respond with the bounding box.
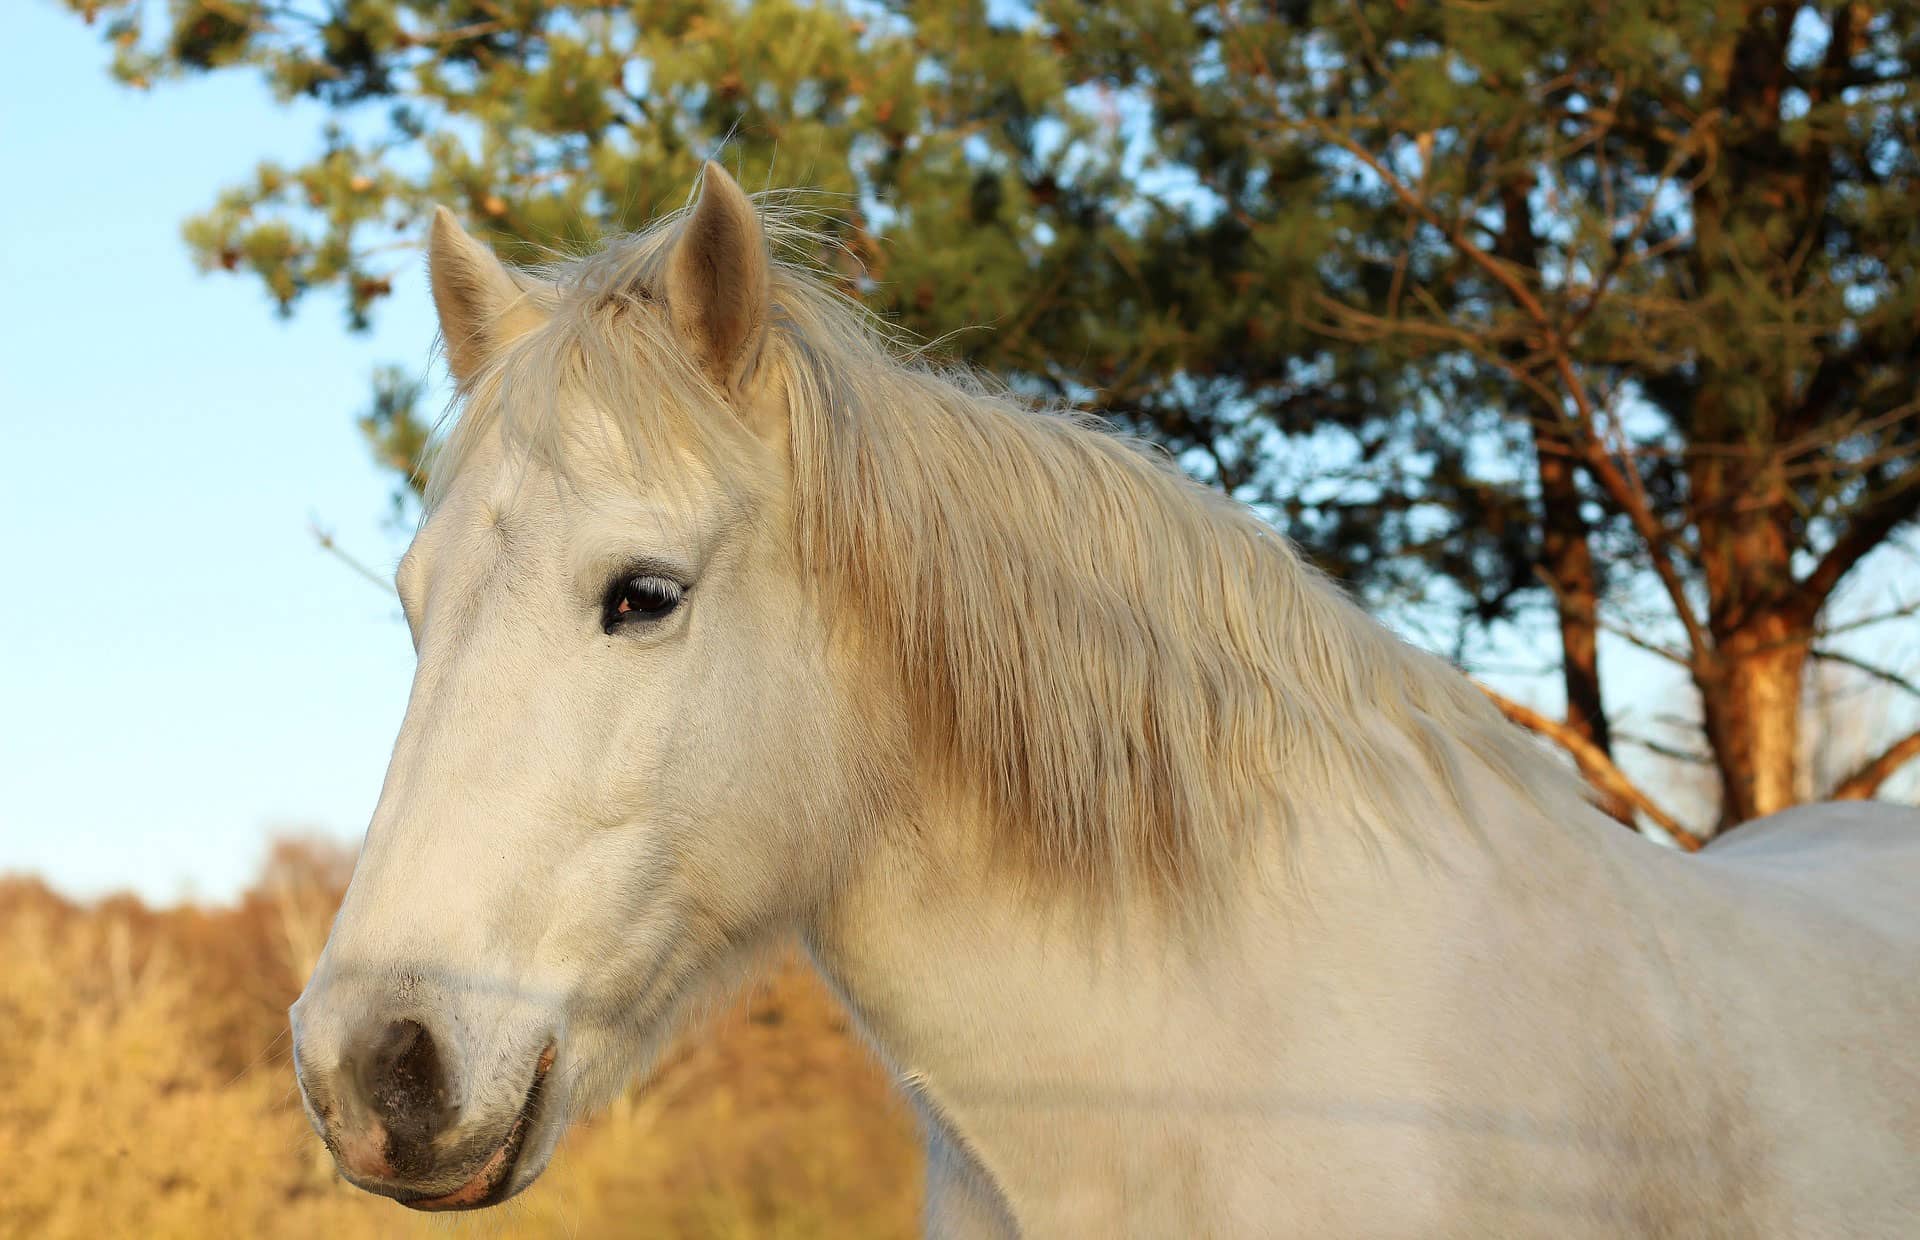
[666,162,771,400]
[427,207,545,385]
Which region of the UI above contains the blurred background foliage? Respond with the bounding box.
[0,844,921,1239]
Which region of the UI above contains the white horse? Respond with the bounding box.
[291,163,1920,1237]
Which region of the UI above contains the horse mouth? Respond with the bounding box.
[401,1044,556,1212]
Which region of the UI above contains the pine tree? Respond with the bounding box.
[69,0,1920,834]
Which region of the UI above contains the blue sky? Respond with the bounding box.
[1,3,436,902]
[2,3,1913,905]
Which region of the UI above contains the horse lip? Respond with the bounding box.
[401,1043,556,1213]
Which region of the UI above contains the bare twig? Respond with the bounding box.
[309,519,397,596]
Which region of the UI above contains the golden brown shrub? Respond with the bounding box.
[0,843,920,1239]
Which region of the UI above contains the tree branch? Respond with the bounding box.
[1616,732,1715,766]
[1307,120,1714,663]
[1601,619,1694,668]
[1830,728,1920,801]
[1795,461,1920,621]
[1817,595,1920,640]
[1562,109,1717,339]
[1810,648,1920,701]
[1574,400,1713,663]
[1474,684,1706,850]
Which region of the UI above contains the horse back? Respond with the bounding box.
[1700,800,1920,946]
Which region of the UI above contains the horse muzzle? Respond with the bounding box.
[292,1004,559,1211]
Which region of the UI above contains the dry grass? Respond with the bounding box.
[0,840,921,1239]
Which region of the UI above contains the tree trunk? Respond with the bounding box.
[1692,439,1809,828]
[1699,616,1809,827]
[1685,0,1819,833]
[1538,446,1636,824]
[1538,451,1612,754]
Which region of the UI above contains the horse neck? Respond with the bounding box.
[801,753,1686,1228]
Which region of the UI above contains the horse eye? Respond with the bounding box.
[603,574,684,630]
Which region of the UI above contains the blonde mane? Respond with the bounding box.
[429,199,1588,903]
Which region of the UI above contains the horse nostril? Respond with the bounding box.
[353,1018,455,1152]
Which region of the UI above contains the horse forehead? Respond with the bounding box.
[446,443,623,543]
[420,465,730,595]
[414,402,750,597]
[420,466,566,566]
